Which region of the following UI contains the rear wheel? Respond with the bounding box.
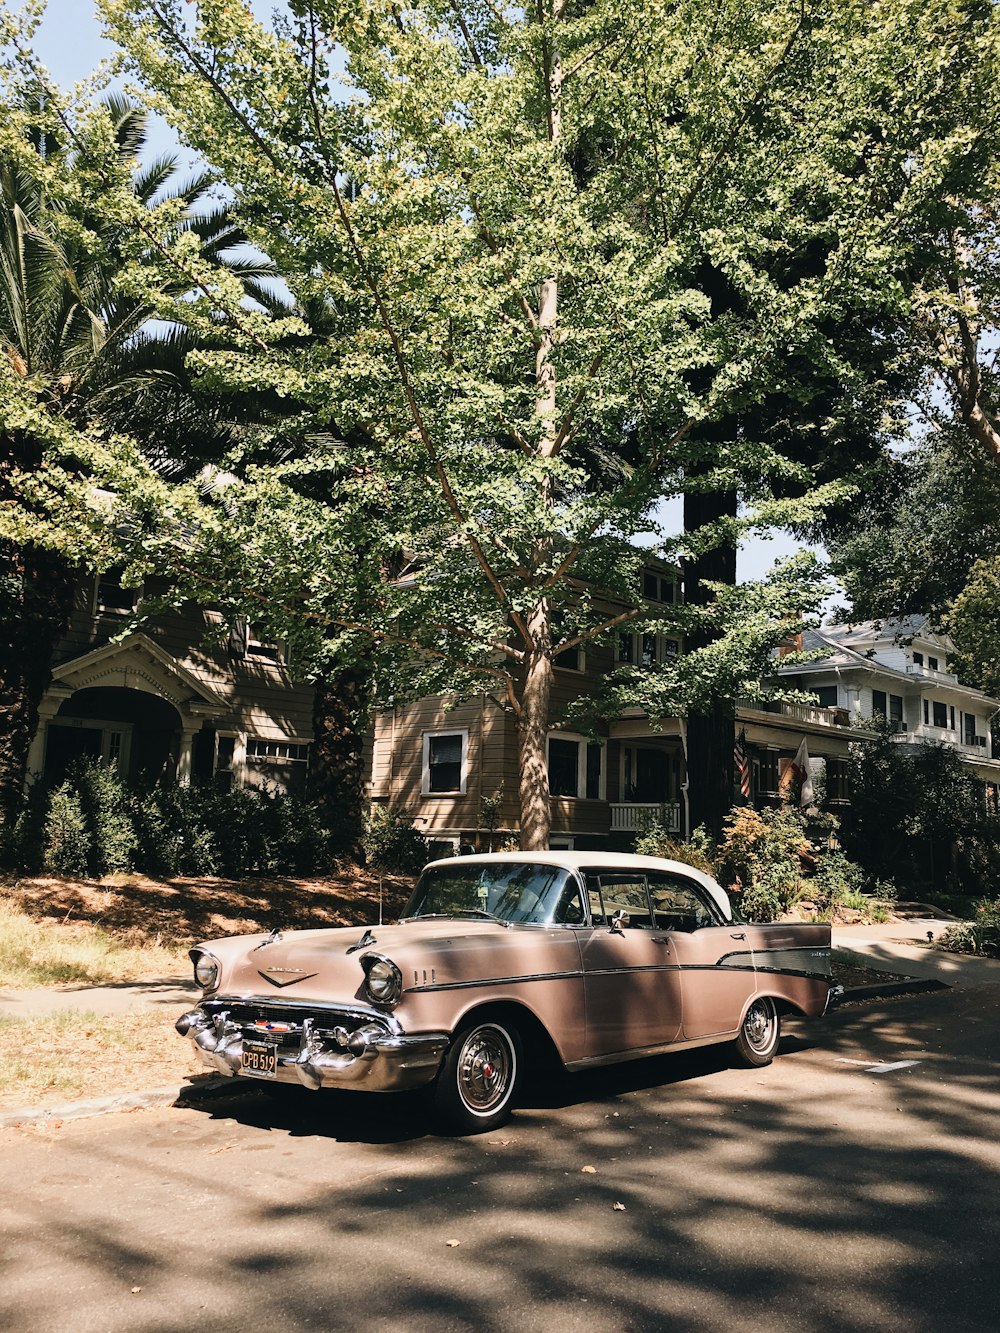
[734,997,780,1067]
[431,1018,521,1134]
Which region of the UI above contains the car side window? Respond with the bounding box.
[587,874,654,929]
[646,873,721,932]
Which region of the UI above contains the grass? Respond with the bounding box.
[0,1009,201,1111]
[0,892,186,989]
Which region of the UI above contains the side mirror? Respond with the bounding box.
[609,909,630,936]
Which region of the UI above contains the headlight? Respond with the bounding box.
[361,954,402,1005]
[193,953,220,991]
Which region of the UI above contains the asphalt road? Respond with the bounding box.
[3,986,999,1333]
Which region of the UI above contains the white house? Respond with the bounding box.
[775,616,1000,786]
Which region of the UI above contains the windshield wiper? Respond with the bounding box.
[404,909,511,927]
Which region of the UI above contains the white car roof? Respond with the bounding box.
[421,850,733,921]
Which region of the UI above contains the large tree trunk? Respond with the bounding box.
[0,541,75,841]
[683,472,738,842]
[517,602,554,850]
[309,655,373,861]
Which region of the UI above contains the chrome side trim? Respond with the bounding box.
[564,1029,736,1071]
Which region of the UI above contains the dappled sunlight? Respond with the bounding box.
[1,988,998,1331]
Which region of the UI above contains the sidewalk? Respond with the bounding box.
[832,913,1000,990]
[0,975,197,1019]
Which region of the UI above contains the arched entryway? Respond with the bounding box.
[45,687,183,787]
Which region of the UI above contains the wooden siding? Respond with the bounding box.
[54,578,314,742]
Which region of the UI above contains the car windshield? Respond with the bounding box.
[404,862,584,926]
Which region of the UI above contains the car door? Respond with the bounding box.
[645,872,757,1041]
[577,872,682,1058]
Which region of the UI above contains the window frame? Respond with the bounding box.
[421,729,469,797]
[546,732,605,801]
[92,570,139,616]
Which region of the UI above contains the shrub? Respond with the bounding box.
[716,806,812,920]
[42,784,90,877]
[942,897,1000,955]
[811,851,867,912]
[635,820,716,875]
[72,760,138,876]
[363,805,427,873]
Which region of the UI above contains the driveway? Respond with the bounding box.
[3,985,999,1333]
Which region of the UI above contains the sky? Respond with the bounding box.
[29,0,825,594]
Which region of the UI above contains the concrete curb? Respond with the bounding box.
[0,1075,235,1131]
[837,977,949,1004]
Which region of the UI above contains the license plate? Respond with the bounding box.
[241,1038,277,1079]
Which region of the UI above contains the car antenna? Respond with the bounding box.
[379,875,384,926]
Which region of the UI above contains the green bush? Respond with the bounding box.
[635,820,716,875]
[942,897,1000,955]
[811,851,867,911]
[362,805,427,873]
[6,767,337,878]
[73,760,138,876]
[42,784,90,876]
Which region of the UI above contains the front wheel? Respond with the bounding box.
[430,1018,521,1134]
[734,997,780,1067]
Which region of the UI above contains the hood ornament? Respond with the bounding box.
[258,968,317,988]
[346,928,376,955]
[251,926,283,952]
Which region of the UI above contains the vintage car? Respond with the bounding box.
[177,852,836,1133]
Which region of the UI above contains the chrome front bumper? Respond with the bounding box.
[177,997,449,1093]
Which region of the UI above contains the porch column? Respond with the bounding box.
[24,687,73,786]
[177,721,200,786]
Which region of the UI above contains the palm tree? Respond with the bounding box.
[0,91,272,837]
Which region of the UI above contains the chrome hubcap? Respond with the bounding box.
[457,1026,513,1113]
[744,1000,776,1053]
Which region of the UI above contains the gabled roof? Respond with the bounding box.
[817,616,955,654]
[51,632,230,715]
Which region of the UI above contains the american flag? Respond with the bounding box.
[734,728,751,799]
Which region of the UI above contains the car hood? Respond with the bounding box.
[200,918,560,1003]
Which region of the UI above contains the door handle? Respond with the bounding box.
[730,931,746,940]
[651,936,672,948]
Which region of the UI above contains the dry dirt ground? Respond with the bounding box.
[1,867,415,946]
[0,868,415,1114]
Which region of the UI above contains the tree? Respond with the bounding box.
[0,76,272,831]
[7,0,997,848]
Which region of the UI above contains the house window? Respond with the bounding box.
[950,705,956,731]
[547,735,604,800]
[872,690,887,718]
[554,643,583,672]
[923,699,929,725]
[642,572,677,603]
[246,624,285,663]
[619,632,682,667]
[913,651,924,666]
[928,656,939,671]
[422,731,467,795]
[617,633,634,664]
[94,570,138,614]
[814,686,838,708]
[932,701,947,729]
[641,633,658,667]
[246,737,310,763]
[964,713,978,745]
[215,733,237,789]
[889,695,903,722]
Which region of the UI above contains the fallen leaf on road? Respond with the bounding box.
[581,1165,597,1174]
[446,1239,461,1248]
[613,1202,626,1211]
[130,1287,142,1294]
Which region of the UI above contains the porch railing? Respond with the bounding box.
[610,802,681,833]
